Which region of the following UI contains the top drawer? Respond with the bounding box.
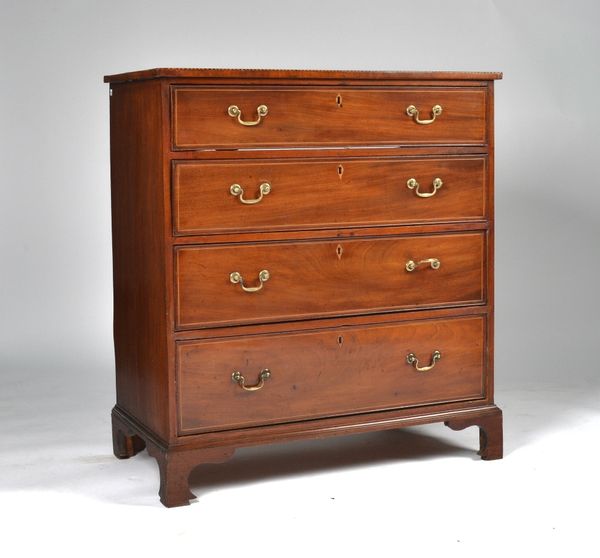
[172,87,487,150]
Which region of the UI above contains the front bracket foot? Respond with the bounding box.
[445,407,503,460]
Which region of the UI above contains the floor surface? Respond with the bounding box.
[1,360,598,557]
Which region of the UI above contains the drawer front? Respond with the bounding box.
[175,232,485,329]
[172,87,487,149]
[177,315,486,434]
[173,156,487,235]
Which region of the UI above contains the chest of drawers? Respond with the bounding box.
[105,68,503,507]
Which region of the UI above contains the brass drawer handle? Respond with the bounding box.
[406,350,442,372]
[406,104,443,125]
[227,104,268,126]
[230,269,270,292]
[405,258,441,272]
[230,182,271,205]
[232,368,271,391]
[407,177,443,198]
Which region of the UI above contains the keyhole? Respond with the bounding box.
[336,244,343,259]
[336,94,343,107]
[337,335,344,346]
[337,164,344,179]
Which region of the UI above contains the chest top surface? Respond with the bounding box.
[104,67,502,83]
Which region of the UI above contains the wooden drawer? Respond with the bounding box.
[172,87,487,149]
[175,232,485,329]
[177,315,486,434]
[173,156,487,235]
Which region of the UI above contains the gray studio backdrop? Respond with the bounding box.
[1,0,598,398]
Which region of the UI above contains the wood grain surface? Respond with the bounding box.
[177,315,486,434]
[107,70,502,507]
[175,232,486,328]
[110,79,171,439]
[172,87,487,149]
[104,67,503,83]
[173,156,487,235]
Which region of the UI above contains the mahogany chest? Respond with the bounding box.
[105,68,503,507]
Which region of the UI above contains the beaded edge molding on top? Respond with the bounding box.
[104,67,503,83]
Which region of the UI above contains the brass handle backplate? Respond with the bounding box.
[407,177,443,198]
[230,182,271,205]
[406,104,443,125]
[405,258,441,272]
[228,104,268,126]
[406,350,442,372]
[232,369,271,391]
[230,269,270,292]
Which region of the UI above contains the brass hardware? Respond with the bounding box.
[227,104,268,126]
[229,269,270,292]
[405,258,441,272]
[406,177,443,198]
[406,350,442,372]
[230,182,271,205]
[336,94,343,107]
[336,244,343,259]
[231,368,271,391]
[406,104,443,125]
[337,164,344,177]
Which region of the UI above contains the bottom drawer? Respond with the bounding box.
[176,315,486,435]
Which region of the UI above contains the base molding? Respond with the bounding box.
[112,403,503,507]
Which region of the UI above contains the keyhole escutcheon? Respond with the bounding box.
[336,244,344,259]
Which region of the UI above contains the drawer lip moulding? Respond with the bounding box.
[174,231,487,329]
[176,314,488,435]
[171,86,488,150]
[171,155,488,236]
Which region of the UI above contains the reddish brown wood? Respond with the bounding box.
[170,145,489,161]
[177,315,486,434]
[104,67,502,83]
[168,221,489,246]
[112,402,501,506]
[173,306,490,341]
[175,232,486,329]
[112,407,146,458]
[172,87,487,149]
[445,406,503,460]
[107,68,502,507]
[485,81,496,403]
[146,441,235,507]
[173,156,487,235]
[109,80,171,440]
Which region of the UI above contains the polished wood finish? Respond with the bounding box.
[109,79,171,440]
[445,405,503,460]
[177,315,486,434]
[172,87,486,149]
[106,68,502,507]
[170,220,489,247]
[170,144,490,161]
[104,67,502,83]
[112,406,146,459]
[173,156,487,235]
[175,232,485,328]
[146,441,235,507]
[112,401,503,505]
